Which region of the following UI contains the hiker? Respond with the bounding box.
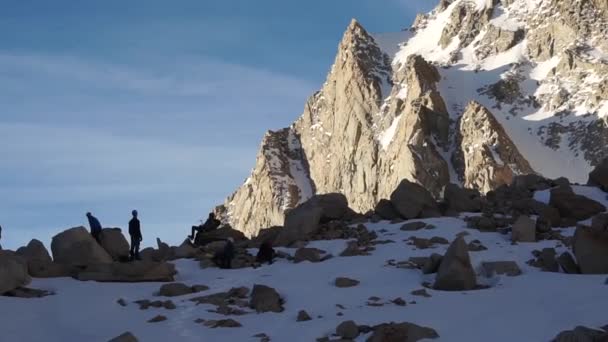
[213,238,235,269]
[86,212,102,243]
[256,240,276,265]
[128,210,142,261]
[189,212,221,243]
[0,225,3,250]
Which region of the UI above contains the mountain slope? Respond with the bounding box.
[217,0,608,236]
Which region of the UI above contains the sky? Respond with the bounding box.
[0,0,434,249]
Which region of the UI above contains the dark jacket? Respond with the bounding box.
[87,216,102,234]
[201,217,221,232]
[129,218,142,239]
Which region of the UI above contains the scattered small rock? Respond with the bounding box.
[204,319,242,328]
[400,222,427,231]
[108,332,138,342]
[297,310,312,322]
[392,297,407,306]
[334,277,360,288]
[411,289,431,298]
[336,320,359,339]
[116,298,127,307]
[147,315,167,323]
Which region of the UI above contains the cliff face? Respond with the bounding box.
[216,0,608,237]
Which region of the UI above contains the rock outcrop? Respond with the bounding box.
[99,228,130,261]
[51,227,113,266]
[434,237,476,291]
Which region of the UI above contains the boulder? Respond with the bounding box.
[374,199,400,220]
[250,284,283,313]
[588,158,608,191]
[549,187,606,221]
[390,179,440,219]
[172,239,198,259]
[99,228,130,261]
[294,248,324,263]
[400,222,427,231]
[51,227,113,266]
[511,216,536,242]
[444,183,482,213]
[0,252,31,294]
[434,237,476,291]
[195,227,247,246]
[553,326,608,342]
[275,193,352,246]
[335,277,360,288]
[14,239,70,277]
[76,261,176,282]
[537,248,559,272]
[512,174,552,191]
[336,320,359,339]
[572,224,608,274]
[297,310,312,322]
[16,239,52,265]
[481,261,522,277]
[108,332,139,342]
[422,254,443,274]
[367,322,439,342]
[557,252,580,274]
[158,283,194,297]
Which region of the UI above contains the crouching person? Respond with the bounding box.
[213,238,234,269]
[256,240,276,265]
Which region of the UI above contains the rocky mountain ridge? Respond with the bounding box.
[216,0,608,237]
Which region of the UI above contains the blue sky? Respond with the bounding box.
[0,0,433,249]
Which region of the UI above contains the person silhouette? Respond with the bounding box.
[86,212,102,243]
[128,210,142,261]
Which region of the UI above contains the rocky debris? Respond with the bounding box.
[340,240,373,257]
[3,287,53,298]
[444,183,482,213]
[422,253,443,274]
[367,322,439,342]
[390,180,440,219]
[250,284,283,313]
[552,326,608,342]
[528,248,559,272]
[203,319,242,328]
[294,248,326,263]
[147,315,167,323]
[512,216,536,243]
[406,236,448,249]
[76,261,176,282]
[374,199,401,220]
[275,193,354,246]
[468,240,488,252]
[465,215,510,232]
[334,277,360,288]
[557,252,580,274]
[158,282,208,297]
[481,261,522,277]
[108,332,138,342]
[549,186,606,221]
[410,289,431,298]
[453,102,534,193]
[434,237,476,291]
[572,223,608,274]
[336,320,359,339]
[51,227,113,266]
[134,299,176,310]
[98,228,130,261]
[0,252,31,294]
[297,310,312,322]
[588,158,608,191]
[400,222,428,231]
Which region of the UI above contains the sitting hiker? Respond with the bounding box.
[189,212,221,242]
[86,212,102,243]
[256,240,276,265]
[213,238,235,269]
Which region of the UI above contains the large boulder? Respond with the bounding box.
[275,193,353,246]
[367,322,439,342]
[374,199,400,220]
[390,179,440,219]
[171,239,199,260]
[249,284,283,313]
[511,216,536,242]
[572,222,608,274]
[588,158,608,191]
[76,261,176,282]
[0,251,31,294]
[99,228,130,261]
[16,239,71,278]
[51,227,113,266]
[549,186,606,221]
[434,237,476,291]
[444,183,482,213]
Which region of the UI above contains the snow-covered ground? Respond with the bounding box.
[2,214,606,341]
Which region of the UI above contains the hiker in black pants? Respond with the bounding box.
[213,238,235,269]
[0,225,3,250]
[189,212,221,243]
[86,212,102,243]
[129,210,142,261]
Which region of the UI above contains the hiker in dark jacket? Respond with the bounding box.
[128,210,142,261]
[189,212,221,242]
[213,238,235,269]
[0,225,3,250]
[256,240,276,265]
[86,212,102,243]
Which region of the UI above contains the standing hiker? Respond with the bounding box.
[213,238,235,269]
[0,225,3,250]
[86,212,102,243]
[128,210,142,261]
